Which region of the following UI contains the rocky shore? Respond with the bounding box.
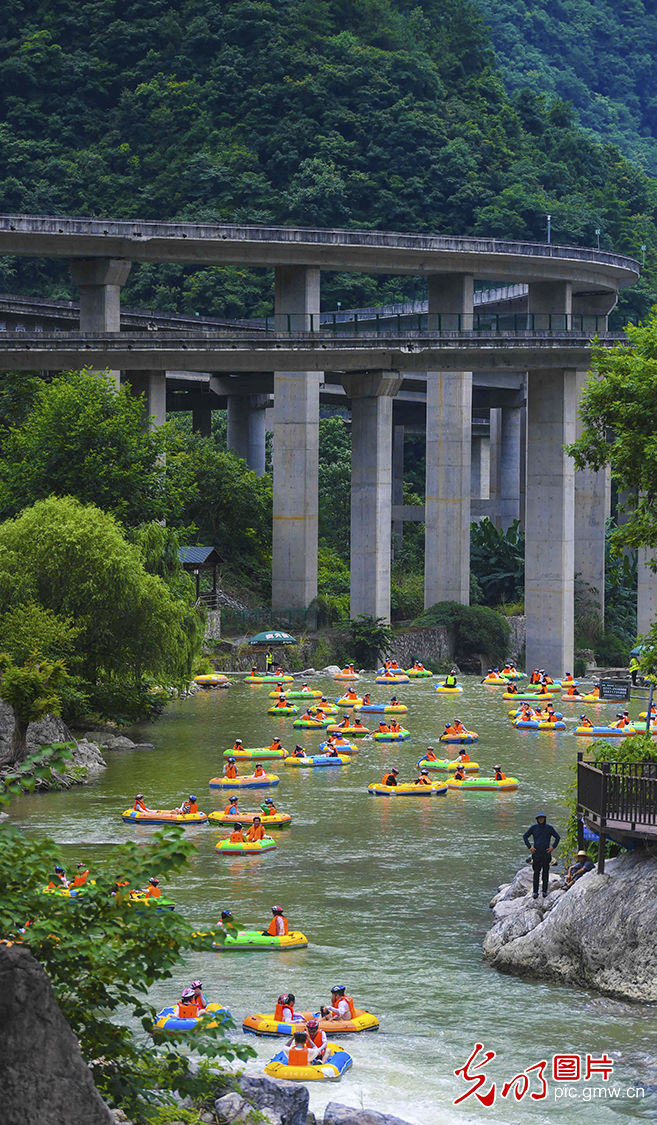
[483,849,657,1002]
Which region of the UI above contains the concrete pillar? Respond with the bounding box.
[497,406,522,529]
[637,549,657,634]
[124,370,167,429]
[192,400,212,438]
[574,370,609,623]
[227,394,268,475]
[272,266,321,609]
[527,280,572,332]
[392,424,404,554]
[424,274,473,607]
[525,369,577,674]
[342,372,403,621]
[471,435,484,499]
[69,258,132,388]
[518,404,527,532]
[488,408,502,524]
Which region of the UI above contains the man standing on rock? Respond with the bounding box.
[523,812,560,900]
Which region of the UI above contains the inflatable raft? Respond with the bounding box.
[417,757,479,772]
[435,684,464,694]
[243,1009,379,1036]
[270,689,322,699]
[223,747,287,760]
[193,673,229,687]
[216,929,308,952]
[122,809,208,826]
[503,691,553,702]
[248,675,293,684]
[152,1002,230,1035]
[265,1043,353,1082]
[405,668,433,677]
[375,674,409,684]
[318,739,358,755]
[372,729,410,742]
[207,811,291,828]
[512,719,566,731]
[482,675,507,685]
[354,703,408,714]
[293,717,330,730]
[439,730,478,744]
[267,704,298,716]
[327,724,370,737]
[335,695,363,708]
[128,893,176,912]
[573,725,638,737]
[447,776,519,791]
[334,671,359,681]
[508,708,563,720]
[209,774,280,789]
[283,754,350,768]
[367,781,448,796]
[216,835,277,855]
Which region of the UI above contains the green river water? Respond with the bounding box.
[7,675,656,1124]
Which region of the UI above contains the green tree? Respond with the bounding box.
[0,653,69,760]
[470,518,525,607]
[0,497,203,721]
[349,615,394,667]
[0,370,169,527]
[414,601,511,667]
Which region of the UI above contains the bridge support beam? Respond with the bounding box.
[272,266,321,609]
[124,370,167,430]
[424,273,473,608]
[342,372,403,621]
[392,424,404,555]
[574,370,609,625]
[525,368,576,674]
[497,404,523,529]
[227,393,268,475]
[69,258,131,388]
[637,549,657,634]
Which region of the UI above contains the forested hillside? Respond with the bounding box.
[477,0,657,173]
[0,0,656,319]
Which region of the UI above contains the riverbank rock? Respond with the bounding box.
[0,702,106,784]
[216,1075,308,1125]
[84,731,155,753]
[0,944,113,1125]
[324,1104,415,1125]
[484,849,657,1002]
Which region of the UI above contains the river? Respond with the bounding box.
[8,675,656,1123]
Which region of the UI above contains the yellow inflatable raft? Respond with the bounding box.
[265,1043,353,1081]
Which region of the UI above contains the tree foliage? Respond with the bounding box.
[470,517,525,606]
[413,600,510,666]
[349,615,394,667]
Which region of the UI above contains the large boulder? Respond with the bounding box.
[0,944,113,1125]
[484,849,657,1001]
[0,701,106,783]
[324,1104,415,1125]
[220,1074,309,1125]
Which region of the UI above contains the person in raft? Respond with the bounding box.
[175,794,198,814]
[323,984,356,1022]
[137,876,161,899]
[284,1030,321,1065]
[224,796,239,815]
[445,669,459,687]
[231,738,244,753]
[492,765,507,781]
[189,979,207,1011]
[228,823,244,843]
[453,764,467,781]
[274,695,289,708]
[456,748,471,764]
[301,1017,329,1062]
[246,816,266,842]
[275,992,304,1024]
[216,908,237,934]
[291,744,306,758]
[506,682,519,695]
[424,746,438,762]
[381,767,399,786]
[48,865,70,889]
[224,757,238,779]
[260,797,278,816]
[177,988,200,1020]
[252,763,268,778]
[133,793,149,812]
[70,862,90,888]
[413,768,432,786]
[523,812,560,900]
[579,714,593,728]
[263,904,289,936]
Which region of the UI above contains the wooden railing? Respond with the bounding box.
[577,754,657,834]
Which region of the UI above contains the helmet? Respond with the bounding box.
[136,793,144,799]
[580,714,586,720]
[331,985,345,994]
[191,979,203,989]
[76,862,86,869]
[189,795,197,802]
[391,767,399,774]
[235,739,243,745]
[181,988,195,1000]
[277,993,287,1004]
[272,905,284,914]
[426,746,434,752]
[221,910,232,919]
[493,765,501,770]
[420,769,428,775]
[306,1018,319,1031]
[272,736,281,742]
[264,798,274,805]
[148,877,159,886]
[55,865,65,874]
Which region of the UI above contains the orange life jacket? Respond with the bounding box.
[307,1028,326,1049]
[232,742,243,752]
[134,799,147,811]
[353,719,364,728]
[145,885,161,898]
[288,1046,310,1066]
[458,752,470,763]
[224,802,239,814]
[71,870,89,887]
[246,824,265,841]
[274,1001,287,1021]
[581,717,593,727]
[276,699,287,707]
[177,1003,198,1020]
[379,723,390,733]
[262,804,277,815]
[494,770,507,781]
[269,741,281,751]
[225,765,237,779]
[253,766,266,777]
[342,995,357,1019]
[267,916,289,936]
[187,802,198,814]
[416,776,431,785]
[425,750,437,761]
[229,830,244,842]
[381,773,397,786]
[346,689,357,698]
[454,770,466,780]
[507,684,518,693]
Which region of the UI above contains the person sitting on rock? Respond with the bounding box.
[133,793,149,812]
[564,850,595,888]
[246,816,266,842]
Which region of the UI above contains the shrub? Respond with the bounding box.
[349,616,394,668]
[413,601,510,667]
